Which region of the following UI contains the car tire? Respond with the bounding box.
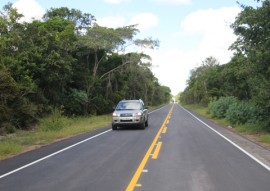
[112,125,117,130]
[145,118,148,127]
[141,121,145,130]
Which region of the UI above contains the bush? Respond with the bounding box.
[0,69,38,132]
[226,101,264,125]
[208,96,238,118]
[63,89,88,116]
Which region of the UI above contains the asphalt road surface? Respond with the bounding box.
[0,104,270,191]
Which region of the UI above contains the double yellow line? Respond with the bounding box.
[126,105,174,191]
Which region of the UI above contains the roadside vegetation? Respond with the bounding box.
[0,4,171,159]
[180,1,270,147]
[0,112,111,160]
[0,4,171,134]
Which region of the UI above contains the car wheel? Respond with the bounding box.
[145,118,148,127]
[112,125,117,130]
[141,121,145,130]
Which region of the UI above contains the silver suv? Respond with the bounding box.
[112,100,149,130]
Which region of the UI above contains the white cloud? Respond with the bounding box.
[180,6,240,63]
[97,16,127,28]
[129,13,159,32]
[153,0,191,5]
[181,6,239,36]
[103,0,130,4]
[149,48,193,95]
[150,6,241,95]
[13,0,45,22]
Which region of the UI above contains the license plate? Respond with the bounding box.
[121,117,132,120]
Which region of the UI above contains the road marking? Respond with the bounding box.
[0,129,112,179]
[162,126,167,134]
[126,105,174,191]
[152,142,163,159]
[179,105,270,172]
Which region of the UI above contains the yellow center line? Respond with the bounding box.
[162,126,167,134]
[152,141,162,159]
[125,105,174,191]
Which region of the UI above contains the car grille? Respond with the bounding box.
[120,119,133,122]
[120,113,133,117]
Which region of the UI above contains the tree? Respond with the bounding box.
[180,57,221,105]
[43,7,95,32]
[230,0,270,113]
[0,4,170,131]
[219,54,251,100]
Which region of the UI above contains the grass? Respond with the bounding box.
[235,123,268,134]
[0,114,111,160]
[259,135,270,146]
[182,103,270,148]
[0,140,22,158]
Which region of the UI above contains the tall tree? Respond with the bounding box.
[230,0,270,108]
[180,57,221,105]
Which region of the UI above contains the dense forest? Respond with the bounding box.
[0,4,171,133]
[180,0,270,131]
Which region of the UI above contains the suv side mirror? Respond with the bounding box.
[144,106,149,109]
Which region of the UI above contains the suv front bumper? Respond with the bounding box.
[112,116,144,127]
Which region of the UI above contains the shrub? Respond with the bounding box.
[63,89,88,116]
[226,101,264,125]
[208,96,238,118]
[0,69,38,132]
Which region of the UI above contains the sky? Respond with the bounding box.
[0,0,259,95]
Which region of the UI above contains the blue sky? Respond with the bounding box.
[0,0,259,95]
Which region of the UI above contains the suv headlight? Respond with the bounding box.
[135,112,142,116]
[112,112,119,117]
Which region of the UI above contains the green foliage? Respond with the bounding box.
[180,57,221,105]
[208,96,267,131]
[226,101,264,125]
[181,1,270,132]
[64,89,88,116]
[0,4,169,133]
[43,7,95,31]
[219,54,251,99]
[0,69,38,131]
[208,97,238,119]
[230,0,270,126]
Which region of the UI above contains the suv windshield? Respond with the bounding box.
[116,101,142,110]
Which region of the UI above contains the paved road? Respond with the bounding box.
[0,104,270,191]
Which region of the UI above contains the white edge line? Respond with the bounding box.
[0,129,112,179]
[179,105,270,172]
